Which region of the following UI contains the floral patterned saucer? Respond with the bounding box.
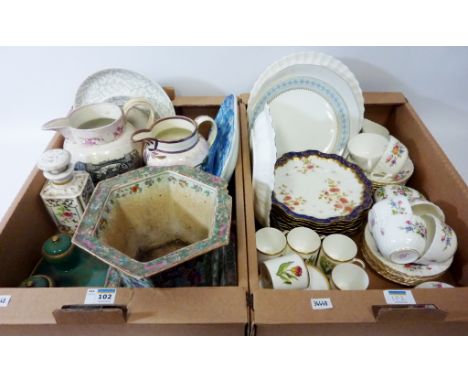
[272,151,372,234]
[362,223,452,285]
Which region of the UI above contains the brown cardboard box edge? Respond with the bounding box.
[239,92,468,334]
[0,95,249,334]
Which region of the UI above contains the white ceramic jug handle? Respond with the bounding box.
[123,97,156,129]
[351,259,366,269]
[194,115,217,147]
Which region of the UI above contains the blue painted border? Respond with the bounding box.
[250,77,350,154]
[272,150,373,224]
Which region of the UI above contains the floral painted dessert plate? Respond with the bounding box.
[364,223,452,279]
[74,68,175,119]
[272,151,373,223]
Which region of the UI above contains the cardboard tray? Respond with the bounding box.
[239,92,468,335]
[0,92,250,335]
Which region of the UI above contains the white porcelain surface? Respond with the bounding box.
[256,227,287,264]
[322,234,358,262]
[306,265,330,290]
[374,185,426,203]
[369,196,412,229]
[416,214,457,265]
[411,199,446,222]
[372,136,409,176]
[274,152,368,219]
[261,253,308,290]
[251,105,276,227]
[248,51,364,142]
[286,227,321,262]
[74,68,175,119]
[348,133,388,172]
[361,119,390,137]
[364,223,453,278]
[331,263,369,290]
[372,214,427,264]
[368,157,414,185]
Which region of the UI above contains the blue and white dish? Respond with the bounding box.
[203,94,239,181]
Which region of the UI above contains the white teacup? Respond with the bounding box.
[362,119,390,137]
[369,196,412,229]
[306,265,330,290]
[411,199,446,222]
[347,133,388,172]
[317,234,363,275]
[372,136,409,176]
[255,227,287,265]
[415,215,457,265]
[372,214,427,264]
[331,263,369,290]
[261,253,309,290]
[286,227,321,264]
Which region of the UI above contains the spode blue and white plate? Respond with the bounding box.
[203,94,239,181]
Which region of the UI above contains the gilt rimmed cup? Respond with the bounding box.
[285,227,321,264]
[256,227,287,265]
[411,199,446,222]
[330,262,369,290]
[317,234,363,275]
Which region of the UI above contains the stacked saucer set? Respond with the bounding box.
[249,52,458,290]
[22,68,240,289]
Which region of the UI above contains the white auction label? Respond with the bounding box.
[0,295,11,307]
[383,290,416,305]
[84,288,116,305]
[311,298,333,310]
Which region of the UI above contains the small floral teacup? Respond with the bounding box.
[372,136,409,176]
[372,214,427,264]
[285,227,321,264]
[369,196,412,230]
[415,215,457,265]
[255,227,287,266]
[261,253,308,290]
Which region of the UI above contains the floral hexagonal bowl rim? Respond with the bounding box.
[271,150,373,224]
[72,165,232,279]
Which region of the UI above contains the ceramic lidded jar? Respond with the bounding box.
[38,149,94,234]
[42,98,155,183]
[20,275,55,288]
[132,115,217,168]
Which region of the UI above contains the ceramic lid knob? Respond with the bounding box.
[38,149,74,183]
[42,233,73,261]
[20,275,55,288]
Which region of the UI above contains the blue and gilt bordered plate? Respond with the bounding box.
[249,77,350,157]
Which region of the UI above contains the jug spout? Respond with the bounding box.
[42,117,72,139]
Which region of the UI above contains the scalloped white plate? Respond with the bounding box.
[248,52,364,135]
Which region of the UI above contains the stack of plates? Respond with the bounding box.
[270,150,373,235]
[362,223,452,286]
[248,52,365,226]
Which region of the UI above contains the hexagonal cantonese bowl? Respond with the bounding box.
[72,165,232,279]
